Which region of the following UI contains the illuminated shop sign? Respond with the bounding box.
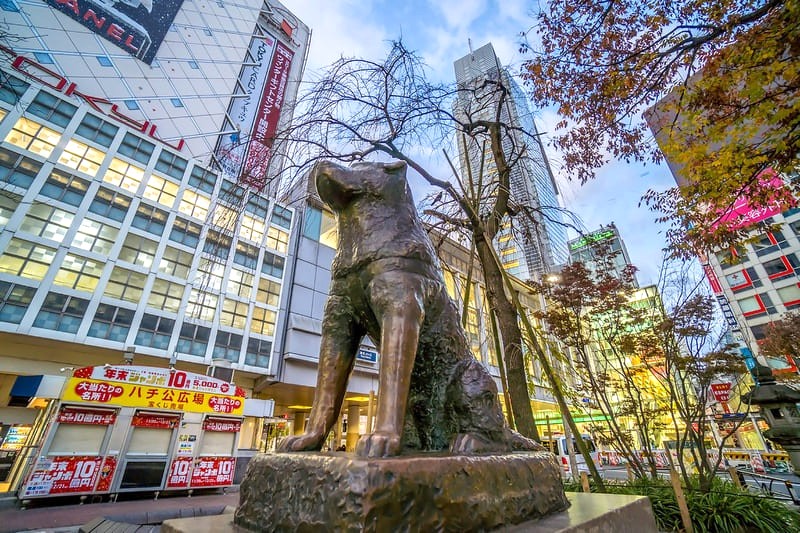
[568,229,615,251]
[43,0,184,65]
[0,46,185,151]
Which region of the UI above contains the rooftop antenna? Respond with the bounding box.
[468,38,474,57]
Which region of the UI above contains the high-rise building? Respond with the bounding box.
[0,0,310,495]
[568,223,638,287]
[453,43,568,280]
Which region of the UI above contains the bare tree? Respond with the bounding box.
[270,41,578,441]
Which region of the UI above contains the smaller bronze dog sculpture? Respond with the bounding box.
[278,160,540,457]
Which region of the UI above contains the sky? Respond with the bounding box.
[285,0,679,285]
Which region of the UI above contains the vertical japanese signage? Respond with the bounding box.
[216,34,294,190]
[43,0,184,65]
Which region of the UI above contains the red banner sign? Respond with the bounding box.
[22,456,103,497]
[190,457,236,487]
[203,418,242,433]
[166,457,193,489]
[94,456,117,492]
[57,407,116,425]
[710,382,732,403]
[132,413,180,429]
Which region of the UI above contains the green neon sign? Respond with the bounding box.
[569,229,615,251]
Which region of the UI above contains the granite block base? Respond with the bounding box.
[233,451,568,532]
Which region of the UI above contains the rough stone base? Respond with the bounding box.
[161,491,657,533]
[234,451,568,532]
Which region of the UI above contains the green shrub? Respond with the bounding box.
[563,476,800,532]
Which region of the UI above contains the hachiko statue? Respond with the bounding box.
[278,160,541,458]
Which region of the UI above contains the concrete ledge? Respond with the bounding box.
[502,492,658,532]
[162,492,657,532]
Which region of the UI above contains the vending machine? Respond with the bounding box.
[19,365,245,500]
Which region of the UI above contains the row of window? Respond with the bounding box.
[0,84,291,226]
[0,282,274,368]
[737,283,800,319]
[726,254,800,293]
[717,222,800,269]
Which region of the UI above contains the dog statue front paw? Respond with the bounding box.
[276,432,325,452]
[356,431,402,458]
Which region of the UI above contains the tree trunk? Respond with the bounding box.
[473,233,539,441]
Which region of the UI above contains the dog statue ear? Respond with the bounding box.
[383,160,407,173]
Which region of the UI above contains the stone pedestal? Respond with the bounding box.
[234,451,568,532]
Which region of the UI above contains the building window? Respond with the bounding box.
[213,331,242,362]
[245,338,272,368]
[715,245,747,269]
[54,253,104,292]
[33,292,89,333]
[256,278,281,307]
[196,260,224,291]
[239,214,265,242]
[202,28,212,36]
[220,179,246,204]
[187,290,217,322]
[135,313,175,349]
[119,234,158,268]
[178,189,211,220]
[234,241,259,269]
[87,304,134,341]
[0,72,28,105]
[188,165,216,194]
[266,227,288,254]
[28,91,76,128]
[76,113,118,147]
[0,193,20,226]
[227,268,253,299]
[5,117,61,158]
[261,252,284,279]
[147,278,185,313]
[105,267,147,303]
[117,133,153,164]
[0,238,56,280]
[220,299,249,329]
[33,52,53,63]
[103,158,145,193]
[19,203,74,243]
[211,204,238,229]
[131,203,169,235]
[155,150,187,179]
[123,100,139,111]
[0,281,36,324]
[158,246,193,278]
[251,307,276,337]
[188,61,199,69]
[176,322,210,356]
[57,139,105,176]
[89,186,131,222]
[753,230,790,257]
[169,217,202,247]
[170,98,184,108]
[763,255,799,280]
[0,0,20,13]
[777,283,800,309]
[271,205,292,229]
[40,169,90,207]
[303,207,337,248]
[245,194,269,218]
[0,147,42,189]
[96,56,113,67]
[143,174,179,208]
[73,218,119,255]
[203,229,232,258]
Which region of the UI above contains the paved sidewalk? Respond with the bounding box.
[0,489,239,533]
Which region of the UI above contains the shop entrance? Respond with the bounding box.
[117,412,180,492]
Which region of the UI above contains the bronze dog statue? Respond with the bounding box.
[278,160,540,457]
